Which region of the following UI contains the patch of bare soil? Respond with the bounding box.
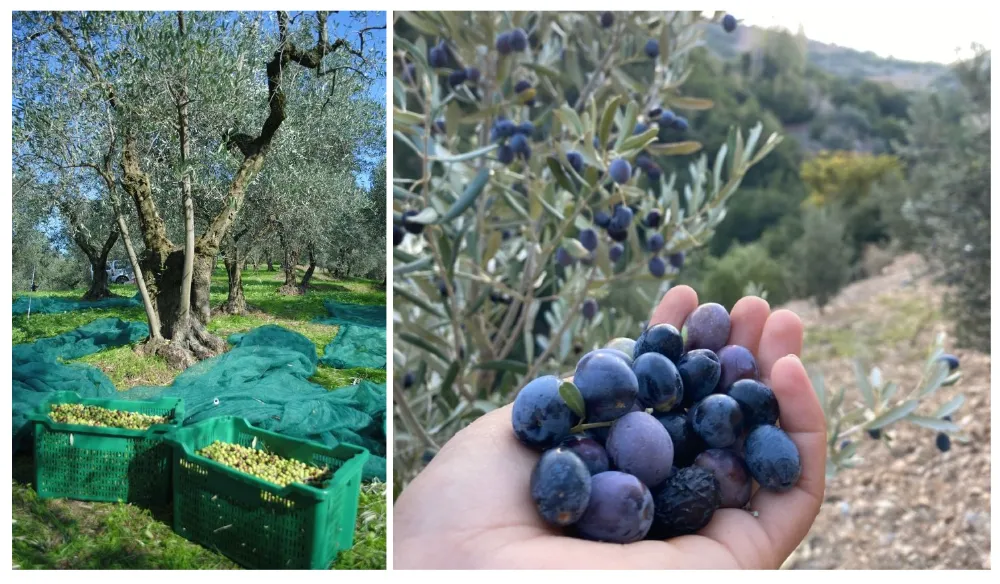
[782,254,991,569]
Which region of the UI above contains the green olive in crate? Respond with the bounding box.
[49,403,171,430]
[197,441,332,488]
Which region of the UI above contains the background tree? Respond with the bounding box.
[891,47,990,351]
[789,204,853,312]
[799,150,903,260]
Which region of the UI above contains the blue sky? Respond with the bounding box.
[332,10,387,189]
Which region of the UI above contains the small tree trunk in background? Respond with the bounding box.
[282,249,298,287]
[298,246,317,292]
[220,246,248,315]
[267,254,275,271]
[277,225,301,295]
[81,229,119,300]
[84,257,113,300]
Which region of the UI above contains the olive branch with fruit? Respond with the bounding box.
[392,11,780,479]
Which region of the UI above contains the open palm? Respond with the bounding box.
[394,286,826,569]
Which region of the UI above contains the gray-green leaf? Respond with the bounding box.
[559,381,586,419]
[429,144,499,163]
[854,360,875,409]
[903,415,960,432]
[933,394,965,418]
[562,238,592,259]
[436,168,490,223]
[867,400,919,430]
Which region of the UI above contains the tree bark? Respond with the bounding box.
[267,254,275,271]
[103,169,162,340]
[83,230,119,300]
[220,246,248,314]
[299,246,317,292]
[276,221,301,294]
[283,250,298,287]
[218,227,250,315]
[63,205,120,301]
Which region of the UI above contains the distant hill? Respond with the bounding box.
[699,22,956,91]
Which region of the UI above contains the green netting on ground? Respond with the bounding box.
[12,318,149,453]
[122,325,387,481]
[11,319,387,481]
[12,292,142,314]
[314,300,387,370]
[315,299,387,328]
[320,325,386,370]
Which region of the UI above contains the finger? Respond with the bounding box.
[768,355,826,436]
[649,285,699,329]
[747,355,827,563]
[727,296,770,355]
[756,309,804,380]
[690,510,779,569]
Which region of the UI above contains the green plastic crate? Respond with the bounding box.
[164,416,369,570]
[29,391,184,505]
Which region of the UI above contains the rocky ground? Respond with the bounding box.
[780,254,991,569]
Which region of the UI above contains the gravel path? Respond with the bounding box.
[781,255,991,569]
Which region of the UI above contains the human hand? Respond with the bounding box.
[393,286,826,569]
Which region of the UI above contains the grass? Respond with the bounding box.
[12,455,238,570]
[74,347,178,390]
[13,284,145,345]
[13,455,386,570]
[208,268,384,321]
[207,313,340,353]
[803,291,941,363]
[12,265,387,570]
[311,365,388,389]
[331,481,387,570]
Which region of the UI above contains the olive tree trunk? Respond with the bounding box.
[79,227,119,301]
[221,247,248,315]
[298,246,317,292]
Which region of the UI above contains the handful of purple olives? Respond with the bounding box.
[511,302,802,543]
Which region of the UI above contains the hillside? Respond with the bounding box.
[781,254,991,569]
[700,22,955,91]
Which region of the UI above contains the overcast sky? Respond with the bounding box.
[729,3,992,64]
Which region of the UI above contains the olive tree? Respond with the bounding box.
[13,63,123,300]
[14,11,384,367]
[391,11,781,477]
[223,68,386,303]
[891,48,990,352]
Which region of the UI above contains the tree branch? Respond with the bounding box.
[199,10,377,255]
[50,11,172,254]
[50,13,118,109]
[100,228,120,259]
